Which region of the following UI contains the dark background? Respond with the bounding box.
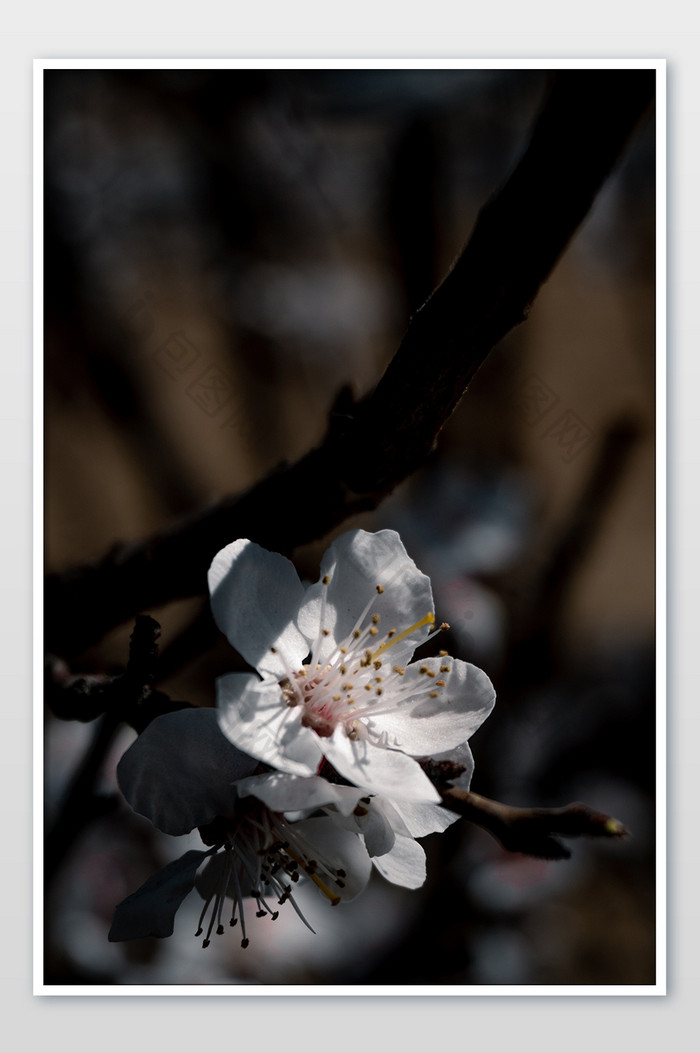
[44,68,656,985]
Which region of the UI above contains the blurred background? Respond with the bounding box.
[43,67,656,986]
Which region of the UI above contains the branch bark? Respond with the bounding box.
[45,70,654,657]
[439,787,629,861]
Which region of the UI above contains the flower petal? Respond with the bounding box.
[298,529,435,668]
[321,726,440,803]
[390,799,461,838]
[428,742,475,791]
[291,817,372,902]
[374,657,495,755]
[353,799,397,857]
[372,835,427,889]
[238,771,365,816]
[109,850,210,941]
[216,673,323,777]
[208,538,311,678]
[117,708,259,836]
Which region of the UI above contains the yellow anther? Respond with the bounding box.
[376,584,384,594]
[333,695,341,702]
[271,647,277,653]
[369,626,378,636]
[364,684,372,692]
[429,691,439,698]
[426,669,436,678]
[393,665,405,675]
[340,646,347,654]
[440,665,450,673]
[436,679,446,687]
[419,665,429,675]
[439,649,449,657]
[373,659,382,670]
[322,629,329,636]
[353,630,361,639]
[322,574,331,586]
[340,665,347,675]
[376,687,383,696]
[439,622,450,632]
[372,612,435,659]
[372,613,380,624]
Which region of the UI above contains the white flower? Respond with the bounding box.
[209,529,495,802]
[109,708,372,948]
[238,768,464,890]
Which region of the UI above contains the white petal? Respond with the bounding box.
[109,850,210,940]
[292,817,372,902]
[237,771,365,816]
[353,799,397,857]
[208,539,311,678]
[298,529,435,668]
[117,708,259,836]
[366,796,413,838]
[372,835,427,889]
[390,799,461,838]
[428,742,475,790]
[216,673,323,777]
[321,726,440,803]
[375,657,495,755]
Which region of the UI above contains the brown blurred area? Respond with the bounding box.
[44,68,657,986]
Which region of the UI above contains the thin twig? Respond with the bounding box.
[45,618,192,881]
[439,787,628,861]
[46,615,193,728]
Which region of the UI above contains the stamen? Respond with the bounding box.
[422,621,451,647]
[371,612,435,659]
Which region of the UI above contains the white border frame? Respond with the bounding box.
[33,56,666,997]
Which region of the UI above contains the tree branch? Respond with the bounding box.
[439,787,629,861]
[46,616,192,727]
[45,70,654,657]
[45,616,195,882]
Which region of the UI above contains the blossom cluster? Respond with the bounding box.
[109,529,496,948]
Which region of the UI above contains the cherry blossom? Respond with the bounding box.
[237,768,463,889]
[109,708,371,948]
[210,529,495,802]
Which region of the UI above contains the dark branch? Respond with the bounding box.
[46,615,193,728]
[438,787,629,861]
[45,617,195,882]
[45,70,654,657]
